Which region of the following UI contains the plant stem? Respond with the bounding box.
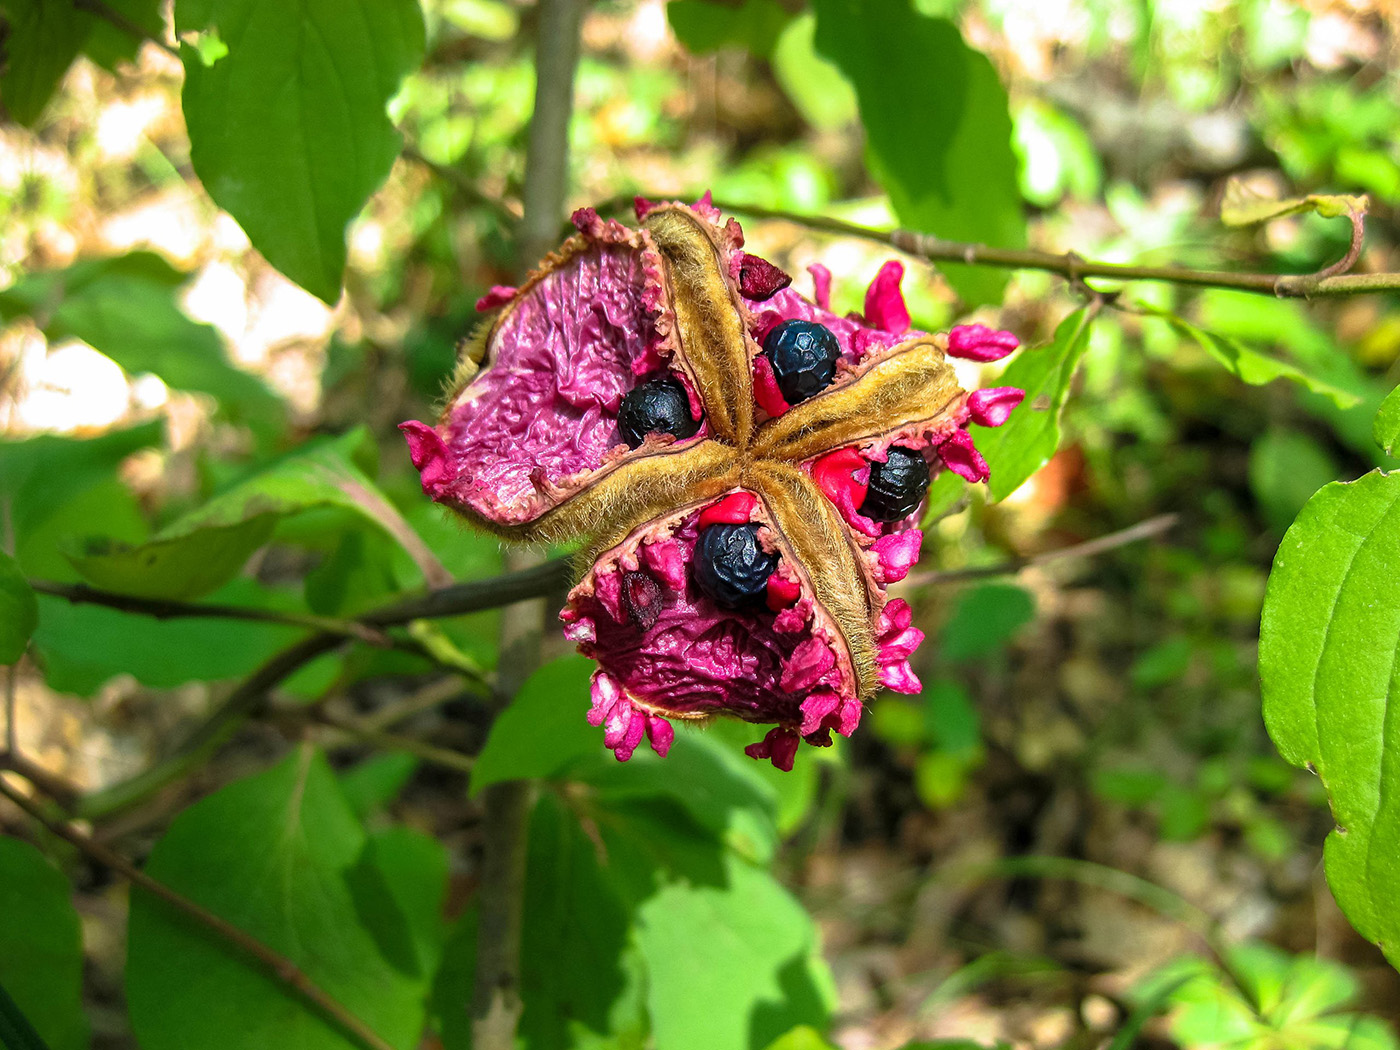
[311,711,476,776]
[902,513,1178,588]
[74,557,572,820]
[469,2,584,1046]
[29,580,392,646]
[0,776,397,1050]
[693,199,1400,299]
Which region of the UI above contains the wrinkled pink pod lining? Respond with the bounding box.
[416,237,685,526]
[563,501,861,731]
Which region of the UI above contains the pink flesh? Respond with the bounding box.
[565,510,854,728]
[416,241,662,524]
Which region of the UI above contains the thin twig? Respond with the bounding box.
[74,557,572,820]
[701,200,1399,299]
[0,776,397,1050]
[311,710,475,776]
[400,145,521,227]
[72,0,180,58]
[29,580,392,646]
[0,749,80,811]
[902,513,1178,588]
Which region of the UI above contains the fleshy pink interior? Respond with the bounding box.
[416,241,667,524]
[563,510,853,727]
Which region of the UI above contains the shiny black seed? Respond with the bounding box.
[760,319,840,405]
[692,523,778,609]
[617,376,699,449]
[621,570,663,631]
[859,446,930,521]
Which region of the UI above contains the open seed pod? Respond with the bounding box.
[402,194,1025,769]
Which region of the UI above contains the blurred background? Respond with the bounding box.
[2,0,1400,1047]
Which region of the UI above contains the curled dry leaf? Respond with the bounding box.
[401,195,1023,769]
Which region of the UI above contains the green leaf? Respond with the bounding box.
[0,0,164,124]
[339,752,418,819]
[0,423,162,563]
[635,852,836,1050]
[0,552,38,664]
[940,583,1036,661]
[69,429,441,600]
[1154,942,1399,1050]
[126,747,444,1050]
[1166,314,1360,409]
[176,0,426,302]
[1374,385,1400,457]
[771,15,858,131]
[518,794,644,1050]
[973,308,1093,502]
[1248,427,1340,535]
[810,0,1025,306]
[0,0,87,125]
[0,836,89,1050]
[666,0,794,59]
[0,254,283,436]
[1259,470,1400,969]
[470,655,602,794]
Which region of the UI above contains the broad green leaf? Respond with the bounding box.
[667,0,793,59]
[1220,177,1368,226]
[518,794,644,1050]
[339,752,418,819]
[0,552,38,664]
[0,254,283,436]
[940,583,1036,661]
[1259,471,1400,969]
[0,836,89,1050]
[0,423,162,557]
[771,15,858,131]
[635,852,836,1050]
[1156,942,1398,1050]
[69,428,442,600]
[1247,428,1340,535]
[810,0,1025,306]
[0,0,163,124]
[176,0,426,302]
[973,308,1093,502]
[1167,315,1359,409]
[0,0,86,125]
[1374,385,1400,457]
[127,747,443,1050]
[80,0,165,71]
[470,655,603,794]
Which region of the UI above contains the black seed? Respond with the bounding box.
[760,319,840,405]
[621,570,663,631]
[692,523,778,609]
[617,376,699,449]
[859,446,930,521]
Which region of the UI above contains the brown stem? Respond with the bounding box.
[0,775,397,1050]
[74,557,572,821]
[902,513,1179,588]
[699,200,1400,300]
[468,1,585,1045]
[73,0,180,58]
[309,711,475,776]
[29,580,392,646]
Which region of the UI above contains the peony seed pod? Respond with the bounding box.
[402,194,1023,770]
